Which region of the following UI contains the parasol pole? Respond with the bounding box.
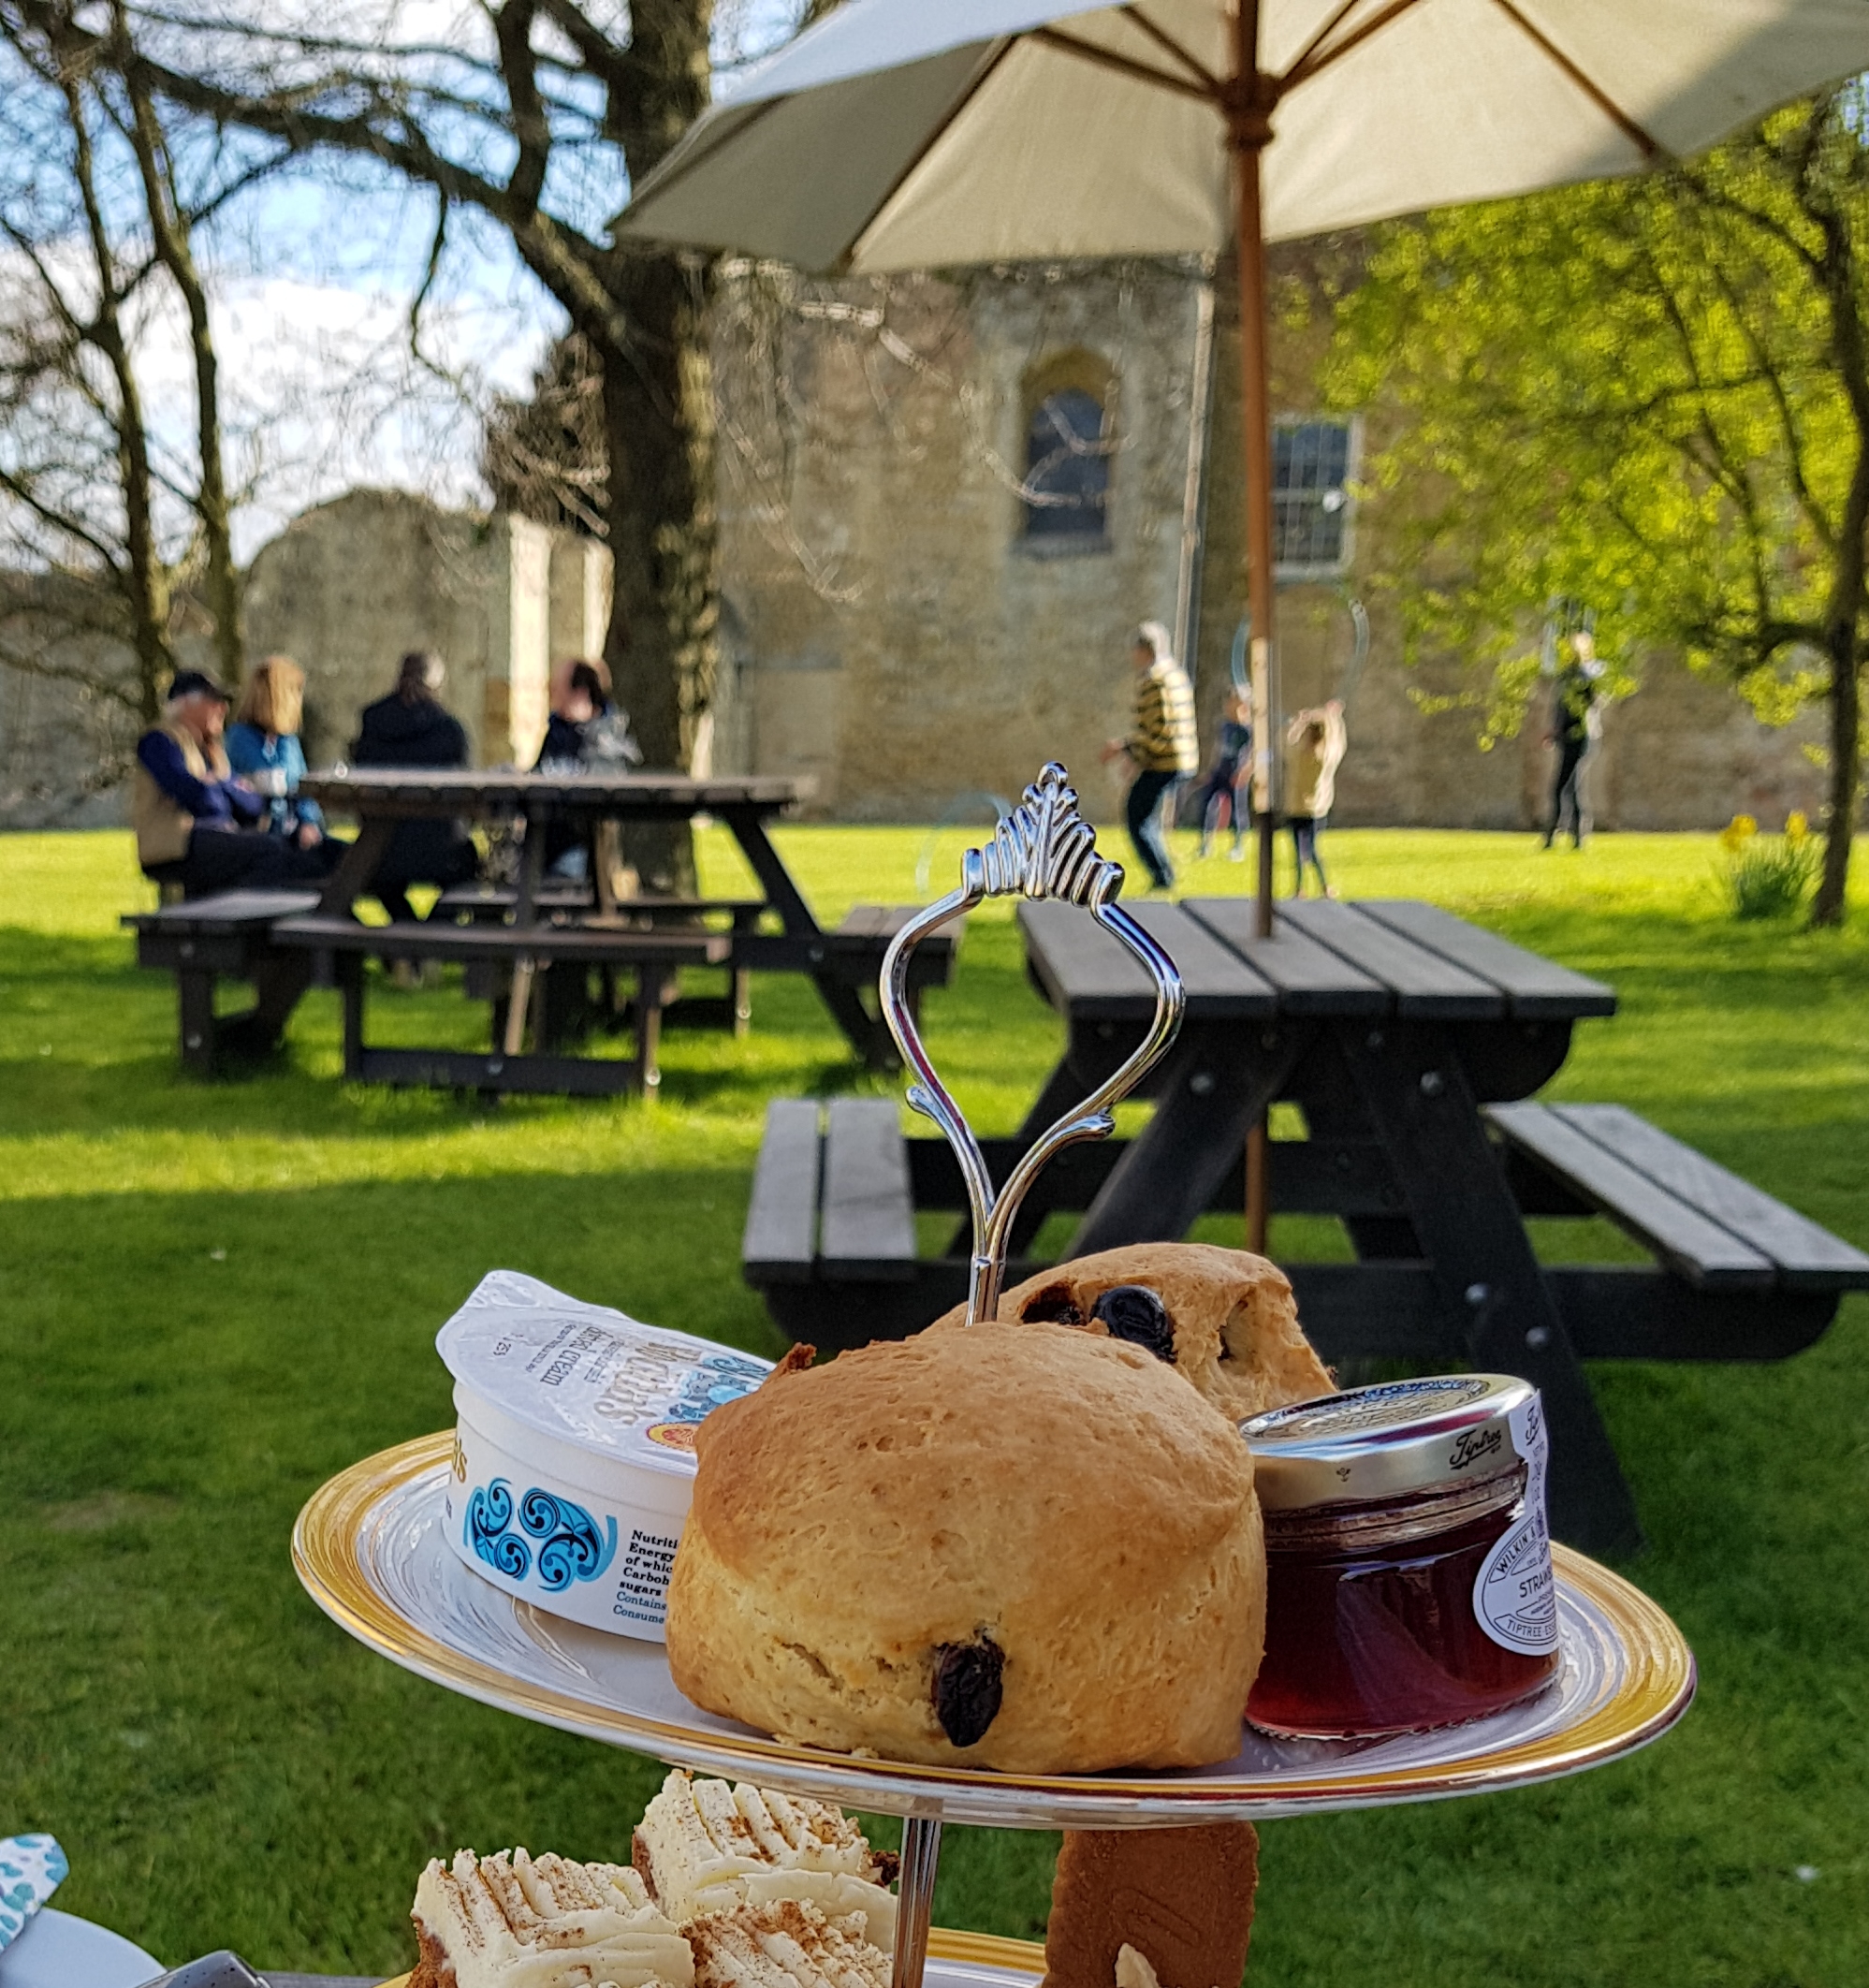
[1229,3,1278,1253]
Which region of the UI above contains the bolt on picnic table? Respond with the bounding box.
[745,893,1869,1556]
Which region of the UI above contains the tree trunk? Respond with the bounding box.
[63,68,171,720]
[121,44,243,689]
[597,250,718,892]
[1812,629,1861,925]
[601,0,719,894]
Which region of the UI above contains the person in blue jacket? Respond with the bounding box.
[225,655,326,848]
[131,671,336,897]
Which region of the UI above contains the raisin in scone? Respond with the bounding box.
[934,1244,1331,1423]
[665,1321,1263,1774]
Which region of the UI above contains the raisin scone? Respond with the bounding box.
[665,1321,1264,1774]
[633,1770,898,1949]
[408,1847,694,1988]
[934,1244,1332,1423]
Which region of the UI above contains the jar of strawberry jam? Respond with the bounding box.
[1242,1375,1560,1738]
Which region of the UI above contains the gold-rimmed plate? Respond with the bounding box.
[298,1435,1693,1831]
[373,1930,1047,1988]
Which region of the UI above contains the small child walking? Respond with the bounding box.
[1283,699,1348,898]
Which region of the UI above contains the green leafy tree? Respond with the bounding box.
[1323,87,1869,925]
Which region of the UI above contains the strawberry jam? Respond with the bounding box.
[1242,1376,1561,1739]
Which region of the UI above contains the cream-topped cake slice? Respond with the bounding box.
[411,1847,695,1988]
[687,1900,891,1988]
[634,1772,898,1948]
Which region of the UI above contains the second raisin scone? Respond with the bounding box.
[933,1244,1332,1423]
[665,1321,1264,1774]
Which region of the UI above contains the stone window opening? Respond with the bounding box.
[1274,418,1359,579]
[1019,351,1116,550]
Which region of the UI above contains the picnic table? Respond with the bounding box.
[255,769,952,1094]
[745,896,1869,1554]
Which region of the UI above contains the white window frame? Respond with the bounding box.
[1272,415,1361,583]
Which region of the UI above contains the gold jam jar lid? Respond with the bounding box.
[1241,1374,1540,1511]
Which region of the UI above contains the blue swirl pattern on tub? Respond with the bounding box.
[468,1479,619,1591]
[0,1833,67,1953]
[665,1352,769,1424]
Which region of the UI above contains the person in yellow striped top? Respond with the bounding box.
[1102,621,1198,890]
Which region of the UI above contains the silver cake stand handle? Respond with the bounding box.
[881,762,1184,1325]
[875,763,1185,1987]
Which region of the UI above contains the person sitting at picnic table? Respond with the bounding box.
[533,658,644,880]
[133,670,338,899]
[1284,698,1348,899]
[1191,684,1252,861]
[1101,621,1198,894]
[350,650,479,924]
[225,655,325,850]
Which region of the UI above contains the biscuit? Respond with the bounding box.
[1041,1825,1260,1988]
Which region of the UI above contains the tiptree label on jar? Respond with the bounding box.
[1472,1391,1558,1654]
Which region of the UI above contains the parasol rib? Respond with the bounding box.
[834,39,1021,273]
[1029,25,1220,101]
[1489,0,1669,161]
[1280,0,1426,91]
[1118,6,1226,94]
[1283,0,1378,82]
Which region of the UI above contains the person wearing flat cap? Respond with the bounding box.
[132,670,339,898]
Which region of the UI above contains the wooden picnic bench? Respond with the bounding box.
[300,770,958,1074]
[744,896,1869,1554]
[123,889,320,1073]
[269,913,730,1095]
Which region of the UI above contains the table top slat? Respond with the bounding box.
[1120,900,1279,1017]
[1553,1104,1869,1288]
[1017,901,1159,1019]
[1357,900,1617,1018]
[1182,899,1391,1015]
[1278,901,1503,1017]
[299,770,807,815]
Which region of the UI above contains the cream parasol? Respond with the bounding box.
[620,0,1869,1238]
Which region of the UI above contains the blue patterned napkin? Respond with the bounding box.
[0,1835,67,1953]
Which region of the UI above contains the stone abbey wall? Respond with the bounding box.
[0,260,1833,833]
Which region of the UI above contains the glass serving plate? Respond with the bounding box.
[297,1433,1694,1835]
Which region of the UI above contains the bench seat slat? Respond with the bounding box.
[1487,1102,1775,1288]
[270,914,730,965]
[820,1097,916,1281]
[1554,1104,1869,1291]
[743,1100,823,1285]
[123,888,320,934]
[1358,900,1616,1018]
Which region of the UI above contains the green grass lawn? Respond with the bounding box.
[1,823,1865,1985]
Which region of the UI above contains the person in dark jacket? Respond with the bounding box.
[350,650,478,922]
[133,670,336,897]
[533,657,642,879]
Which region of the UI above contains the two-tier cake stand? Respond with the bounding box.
[293,768,1695,1988]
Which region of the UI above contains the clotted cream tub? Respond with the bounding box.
[437,1271,770,1638]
